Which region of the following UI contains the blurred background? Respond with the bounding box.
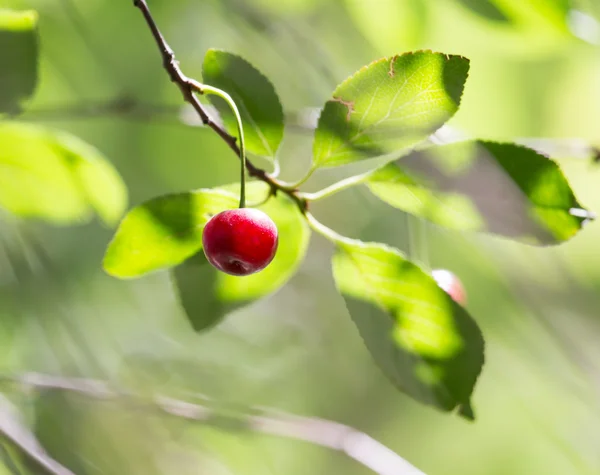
[1,0,600,474]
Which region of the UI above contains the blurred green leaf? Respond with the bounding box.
[344,0,428,51]
[172,183,310,332]
[455,0,572,32]
[454,0,511,22]
[367,141,592,244]
[502,0,571,31]
[53,131,128,226]
[0,123,127,226]
[202,49,284,159]
[332,239,484,416]
[0,9,38,114]
[103,189,239,279]
[312,51,469,168]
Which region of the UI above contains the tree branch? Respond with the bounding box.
[1,373,426,475]
[130,0,306,209]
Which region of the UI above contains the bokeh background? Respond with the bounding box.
[1,0,600,474]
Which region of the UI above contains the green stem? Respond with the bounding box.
[406,214,430,269]
[304,212,347,245]
[246,190,273,208]
[189,80,247,208]
[280,164,318,191]
[301,169,376,202]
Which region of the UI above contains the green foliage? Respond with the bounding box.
[103,189,239,278]
[0,122,127,226]
[332,239,484,416]
[202,49,284,160]
[455,0,573,33]
[367,141,591,244]
[0,9,38,114]
[99,44,596,419]
[312,51,469,168]
[172,183,310,332]
[0,0,591,426]
[454,0,510,22]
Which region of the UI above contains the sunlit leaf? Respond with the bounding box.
[202,49,284,159]
[0,9,38,114]
[312,51,469,168]
[367,141,592,244]
[172,183,310,331]
[103,189,239,279]
[332,239,484,417]
[0,123,127,226]
[52,130,128,226]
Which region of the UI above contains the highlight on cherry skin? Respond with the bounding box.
[432,269,467,306]
[202,208,279,276]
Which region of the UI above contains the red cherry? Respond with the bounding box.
[432,269,467,305]
[202,208,278,276]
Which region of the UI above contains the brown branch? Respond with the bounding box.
[131,0,307,210]
[1,373,426,475]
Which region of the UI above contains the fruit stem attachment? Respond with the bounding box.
[189,80,247,208]
[301,169,376,202]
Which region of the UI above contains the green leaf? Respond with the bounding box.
[456,0,572,31]
[0,122,127,226]
[312,51,469,168]
[52,130,128,226]
[202,49,284,159]
[367,141,592,244]
[332,239,484,416]
[0,9,38,114]
[172,183,310,331]
[454,0,511,22]
[103,189,238,279]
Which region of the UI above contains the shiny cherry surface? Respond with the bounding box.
[202,208,278,276]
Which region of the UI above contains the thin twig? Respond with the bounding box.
[0,373,426,475]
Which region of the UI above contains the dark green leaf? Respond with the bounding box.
[0,122,127,226]
[172,183,310,331]
[103,189,239,278]
[367,141,592,244]
[202,49,284,159]
[332,239,484,416]
[312,51,469,168]
[0,9,38,114]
